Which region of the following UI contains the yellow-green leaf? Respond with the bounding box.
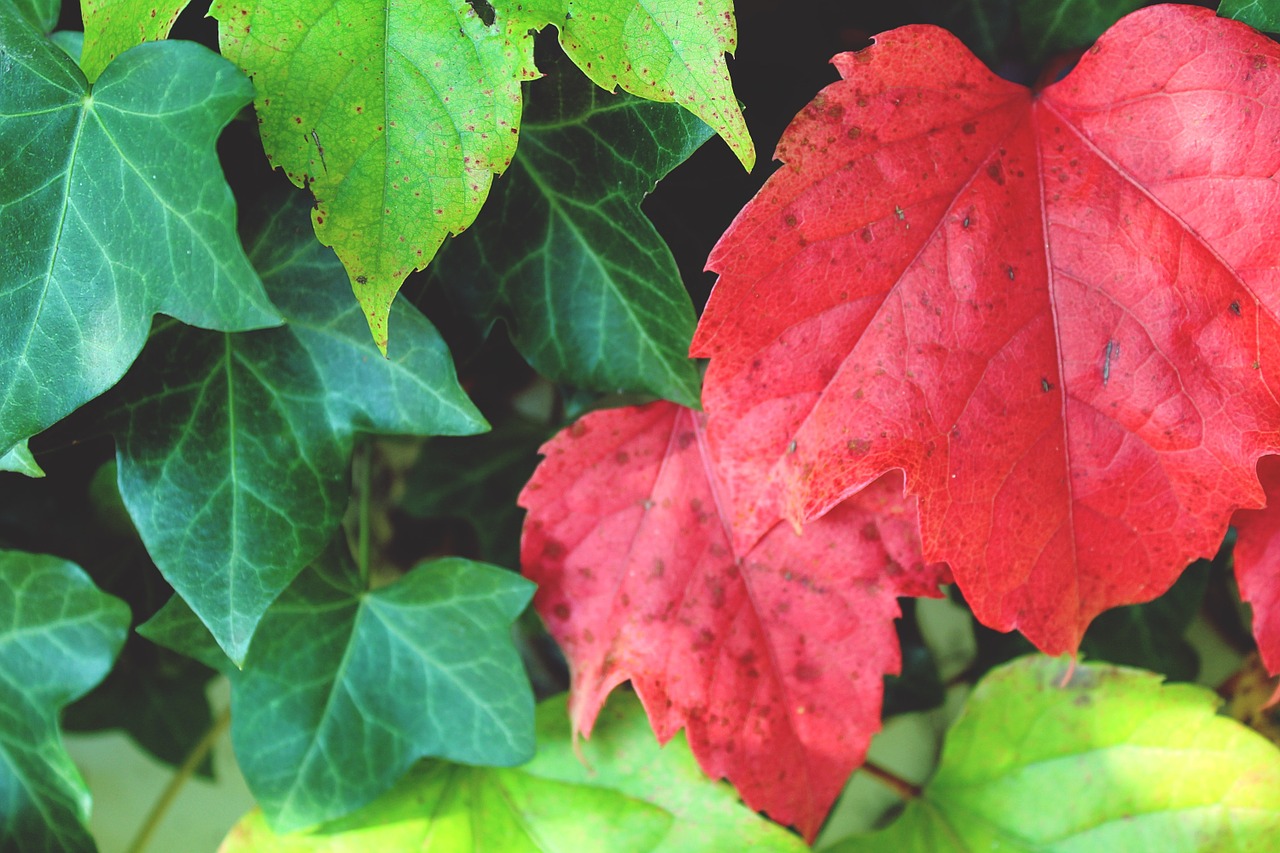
[210,0,537,352]
[79,0,193,81]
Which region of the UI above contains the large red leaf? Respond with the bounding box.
[692,4,1280,655]
[519,401,948,840]
[1232,456,1280,674]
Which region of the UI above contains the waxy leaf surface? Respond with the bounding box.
[211,0,537,351]
[1229,455,1280,674]
[0,18,279,459]
[113,196,485,664]
[231,548,536,832]
[1221,0,1280,34]
[832,656,1280,851]
[0,551,129,852]
[520,401,948,839]
[434,64,711,407]
[220,691,804,852]
[694,5,1280,654]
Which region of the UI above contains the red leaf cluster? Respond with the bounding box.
[521,3,1280,839]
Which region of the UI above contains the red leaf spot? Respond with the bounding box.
[794,662,822,683]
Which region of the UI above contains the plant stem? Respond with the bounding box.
[861,759,922,801]
[125,705,232,853]
[356,437,372,588]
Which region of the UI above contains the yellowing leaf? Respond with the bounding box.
[211,0,537,352]
[79,0,193,81]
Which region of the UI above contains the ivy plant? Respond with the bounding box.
[5,0,1280,850]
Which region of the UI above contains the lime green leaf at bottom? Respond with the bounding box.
[0,551,130,852]
[219,692,805,851]
[833,656,1280,852]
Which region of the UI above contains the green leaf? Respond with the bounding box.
[0,440,44,478]
[49,29,83,62]
[232,546,536,832]
[524,693,808,852]
[80,0,195,81]
[0,18,281,460]
[534,0,754,171]
[433,64,709,407]
[1220,0,1280,33]
[399,417,549,568]
[8,0,56,32]
[1078,558,1210,681]
[0,551,130,852]
[1016,0,1145,64]
[218,691,805,851]
[112,194,486,664]
[137,594,233,675]
[832,656,1280,852]
[209,0,537,353]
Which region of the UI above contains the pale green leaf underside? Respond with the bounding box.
[232,549,536,832]
[435,65,709,407]
[219,691,804,851]
[0,16,280,459]
[0,551,130,852]
[211,0,535,352]
[113,194,485,665]
[1220,0,1280,34]
[0,440,44,477]
[834,656,1280,852]
[79,0,196,81]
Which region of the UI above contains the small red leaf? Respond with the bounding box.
[693,5,1280,654]
[1232,456,1280,674]
[520,401,947,840]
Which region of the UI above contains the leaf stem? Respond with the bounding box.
[125,705,232,853]
[356,437,372,588]
[861,759,922,801]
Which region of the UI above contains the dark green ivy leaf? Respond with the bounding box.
[8,0,57,33]
[398,417,550,568]
[140,542,535,833]
[0,550,130,853]
[432,59,711,408]
[0,12,281,459]
[112,195,486,665]
[1220,0,1280,34]
[1016,0,1146,64]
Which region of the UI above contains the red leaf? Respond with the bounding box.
[520,401,948,840]
[1232,456,1280,674]
[693,5,1280,654]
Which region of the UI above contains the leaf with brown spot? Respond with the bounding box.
[520,401,949,840]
